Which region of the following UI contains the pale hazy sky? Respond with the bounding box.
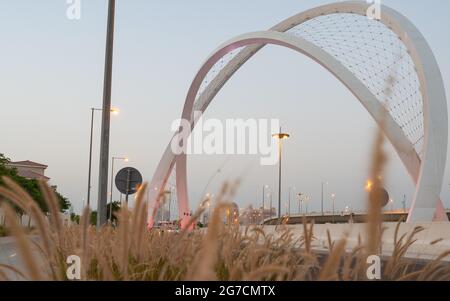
[1,0,450,215]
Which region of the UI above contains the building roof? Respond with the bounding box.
[15,169,50,181]
[17,170,50,181]
[7,160,48,169]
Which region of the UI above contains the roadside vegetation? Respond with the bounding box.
[0,177,448,281]
[0,225,7,237]
[0,153,70,215]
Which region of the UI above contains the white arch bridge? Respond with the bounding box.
[147,1,448,229]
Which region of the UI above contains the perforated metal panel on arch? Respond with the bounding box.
[287,13,424,158]
[193,12,424,159]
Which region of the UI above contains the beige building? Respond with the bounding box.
[5,160,50,181]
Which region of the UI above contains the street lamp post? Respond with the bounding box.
[97,0,117,228]
[297,193,303,215]
[305,196,309,215]
[87,107,119,210]
[169,186,175,222]
[288,187,295,216]
[331,193,336,223]
[269,192,273,218]
[272,128,290,219]
[389,199,395,222]
[321,181,328,216]
[262,185,269,212]
[109,156,128,223]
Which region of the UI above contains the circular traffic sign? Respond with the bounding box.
[369,187,390,208]
[115,167,143,195]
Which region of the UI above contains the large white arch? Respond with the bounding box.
[147,1,448,228]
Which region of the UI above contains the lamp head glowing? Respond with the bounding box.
[365,180,374,192]
[272,133,290,140]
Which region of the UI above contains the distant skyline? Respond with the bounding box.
[1,0,450,215]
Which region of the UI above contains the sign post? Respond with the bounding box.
[115,167,143,205]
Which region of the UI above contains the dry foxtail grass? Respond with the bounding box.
[0,176,449,281]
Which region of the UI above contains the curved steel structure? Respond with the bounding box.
[148,1,448,229]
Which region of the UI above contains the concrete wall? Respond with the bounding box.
[0,209,70,228]
[260,222,450,261]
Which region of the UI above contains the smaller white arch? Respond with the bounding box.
[170,30,445,229]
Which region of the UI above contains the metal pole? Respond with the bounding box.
[262,185,266,217]
[109,157,115,223]
[97,0,116,227]
[332,196,335,223]
[125,168,131,205]
[278,136,282,219]
[269,194,272,218]
[87,108,95,209]
[321,182,324,216]
[288,187,291,216]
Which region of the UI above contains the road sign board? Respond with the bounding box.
[115,167,143,196]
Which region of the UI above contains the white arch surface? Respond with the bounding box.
[147,1,448,228]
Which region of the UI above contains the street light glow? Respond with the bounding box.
[365,180,374,192]
[272,133,290,140]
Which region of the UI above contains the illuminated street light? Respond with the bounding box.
[365,180,374,192]
[87,107,120,210]
[272,128,290,219]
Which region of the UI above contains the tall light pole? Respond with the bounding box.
[297,193,303,215]
[268,192,273,218]
[288,186,295,216]
[305,195,309,215]
[109,156,128,223]
[261,185,269,220]
[321,181,328,216]
[97,0,116,227]
[169,185,175,222]
[262,185,269,212]
[87,108,118,210]
[389,199,395,222]
[272,128,290,219]
[331,193,336,223]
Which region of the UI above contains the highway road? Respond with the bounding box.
[0,237,26,280]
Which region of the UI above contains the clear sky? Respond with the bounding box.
[1,0,450,215]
